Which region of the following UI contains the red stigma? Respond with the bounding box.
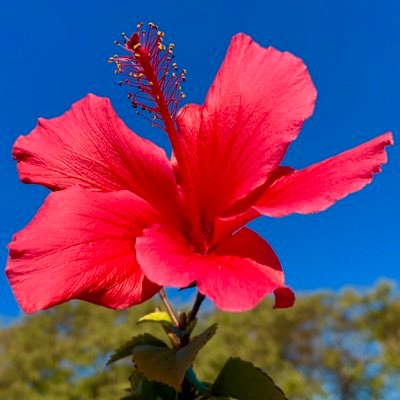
[126,32,140,50]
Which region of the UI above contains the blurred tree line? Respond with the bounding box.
[0,281,399,400]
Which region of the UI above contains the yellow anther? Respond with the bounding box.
[134,53,140,58]
[181,93,186,98]
[137,22,143,29]
[149,81,153,86]
[133,43,141,50]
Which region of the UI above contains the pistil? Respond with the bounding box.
[110,22,186,132]
[110,23,207,252]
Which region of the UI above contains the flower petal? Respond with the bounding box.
[273,287,295,309]
[136,225,286,311]
[13,94,180,217]
[6,188,160,313]
[176,34,316,224]
[255,132,393,216]
[212,208,260,246]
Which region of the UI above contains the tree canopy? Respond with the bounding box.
[1,281,399,399]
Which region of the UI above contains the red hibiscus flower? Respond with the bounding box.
[6,25,393,314]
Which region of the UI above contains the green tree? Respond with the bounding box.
[1,282,399,399]
[0,301,159,400]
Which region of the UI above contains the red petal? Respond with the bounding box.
[176,34,316,224]
[6,188,160,313]
[255,132,393,216]
[212,208,260,245]
[136,226,286,311]
[273,287,295,308]
[13,94,180,217]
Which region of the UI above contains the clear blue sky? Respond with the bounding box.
[1,0,399,317]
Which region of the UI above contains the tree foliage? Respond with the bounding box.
[1,281,399,399]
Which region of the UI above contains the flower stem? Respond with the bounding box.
[159,288,180,327]
[188,292,206,323]
[155,306,180,348]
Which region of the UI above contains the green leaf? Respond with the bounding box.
[133,324,217,391]
[212,358,287,400]
[128,369,177,400]
[137,311,174,329]
[131,371,157,400]
[120,394,137,400]
[208,397,231,400]
[107,333,167,365]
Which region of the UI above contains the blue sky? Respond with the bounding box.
[1,0,399,317]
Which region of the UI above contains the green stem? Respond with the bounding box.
[159,288,180,327]
[154,306,180,348]
[188,292,206,323]
[180,292,206,347]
